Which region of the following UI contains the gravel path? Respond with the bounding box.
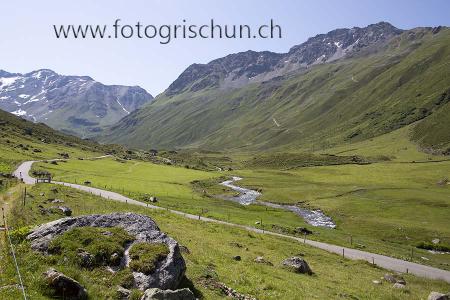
[13,160,450,283]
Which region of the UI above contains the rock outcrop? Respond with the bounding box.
[282,256,313,274]
[28,213,186,290]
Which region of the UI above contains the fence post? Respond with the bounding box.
[342,248,345,258]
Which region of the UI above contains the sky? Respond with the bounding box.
[1,0,449,96]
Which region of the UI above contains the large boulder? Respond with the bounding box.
[140,288,195,300]
[428,292,450,300]
[28,213,186,290]
[43,268,87,300]
[282,256,313,274]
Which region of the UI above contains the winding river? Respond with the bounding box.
[220,176,336,228]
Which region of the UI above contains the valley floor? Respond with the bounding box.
[1,183,449,299]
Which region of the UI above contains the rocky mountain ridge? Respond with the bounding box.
[0,69,153,136]
[166,22,403,95]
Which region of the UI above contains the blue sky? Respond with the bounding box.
[1,0,449,95]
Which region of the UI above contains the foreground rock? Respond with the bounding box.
[282,256,313,274]
[28,213,186,290]
[428,292,450,300]
[141,288,195,300]
[43,268,87,300]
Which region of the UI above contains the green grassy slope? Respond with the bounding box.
[100,28,450,154]
[0,109,107,173]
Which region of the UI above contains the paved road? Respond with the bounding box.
[13,160,450,283]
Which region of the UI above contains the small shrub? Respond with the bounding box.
[9,225,33,243]
[129,242,170,274]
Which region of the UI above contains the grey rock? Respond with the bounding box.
[51,199,64,204]
[393,283,406,289]
[28,213,186,290]
[254,256,273,266]
[116,286,131,299]
[43,268,87,300]
[233,255,241,261]
[428,292,450,300]
[384,273,406,285]
[282,256,312,274]
[432,239,441,245]
[50,206,72,216]
[140,288,195,300]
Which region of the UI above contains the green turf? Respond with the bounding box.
[129,242,170,274]
[35,156,450,270]
[1,183,448,299]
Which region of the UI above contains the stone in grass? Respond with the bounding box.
[282,257,313,274]
[393,283,406,289]
[140,288,195,300]
[116,286,131,300]
[43,268,87,300]
[233,255,241,261]
[384,273,406,285]
[428,292,450,300]
[254,256,273,266]
[50,206,72,216]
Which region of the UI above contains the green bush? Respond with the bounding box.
[9,225,33,243]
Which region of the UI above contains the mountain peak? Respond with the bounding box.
[0,68,153,136]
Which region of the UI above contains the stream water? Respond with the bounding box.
[220,176,336,228]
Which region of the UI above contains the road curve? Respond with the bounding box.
[13,160,450,283]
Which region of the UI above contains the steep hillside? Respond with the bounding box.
[100,24,450,154]
[0,69,153,137]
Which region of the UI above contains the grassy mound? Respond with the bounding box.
[129,242,170,274]
[48,226,135,268]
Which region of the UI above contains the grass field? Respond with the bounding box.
[33,158,313,232]
[34,155,450,271]
[1,183,449,299]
